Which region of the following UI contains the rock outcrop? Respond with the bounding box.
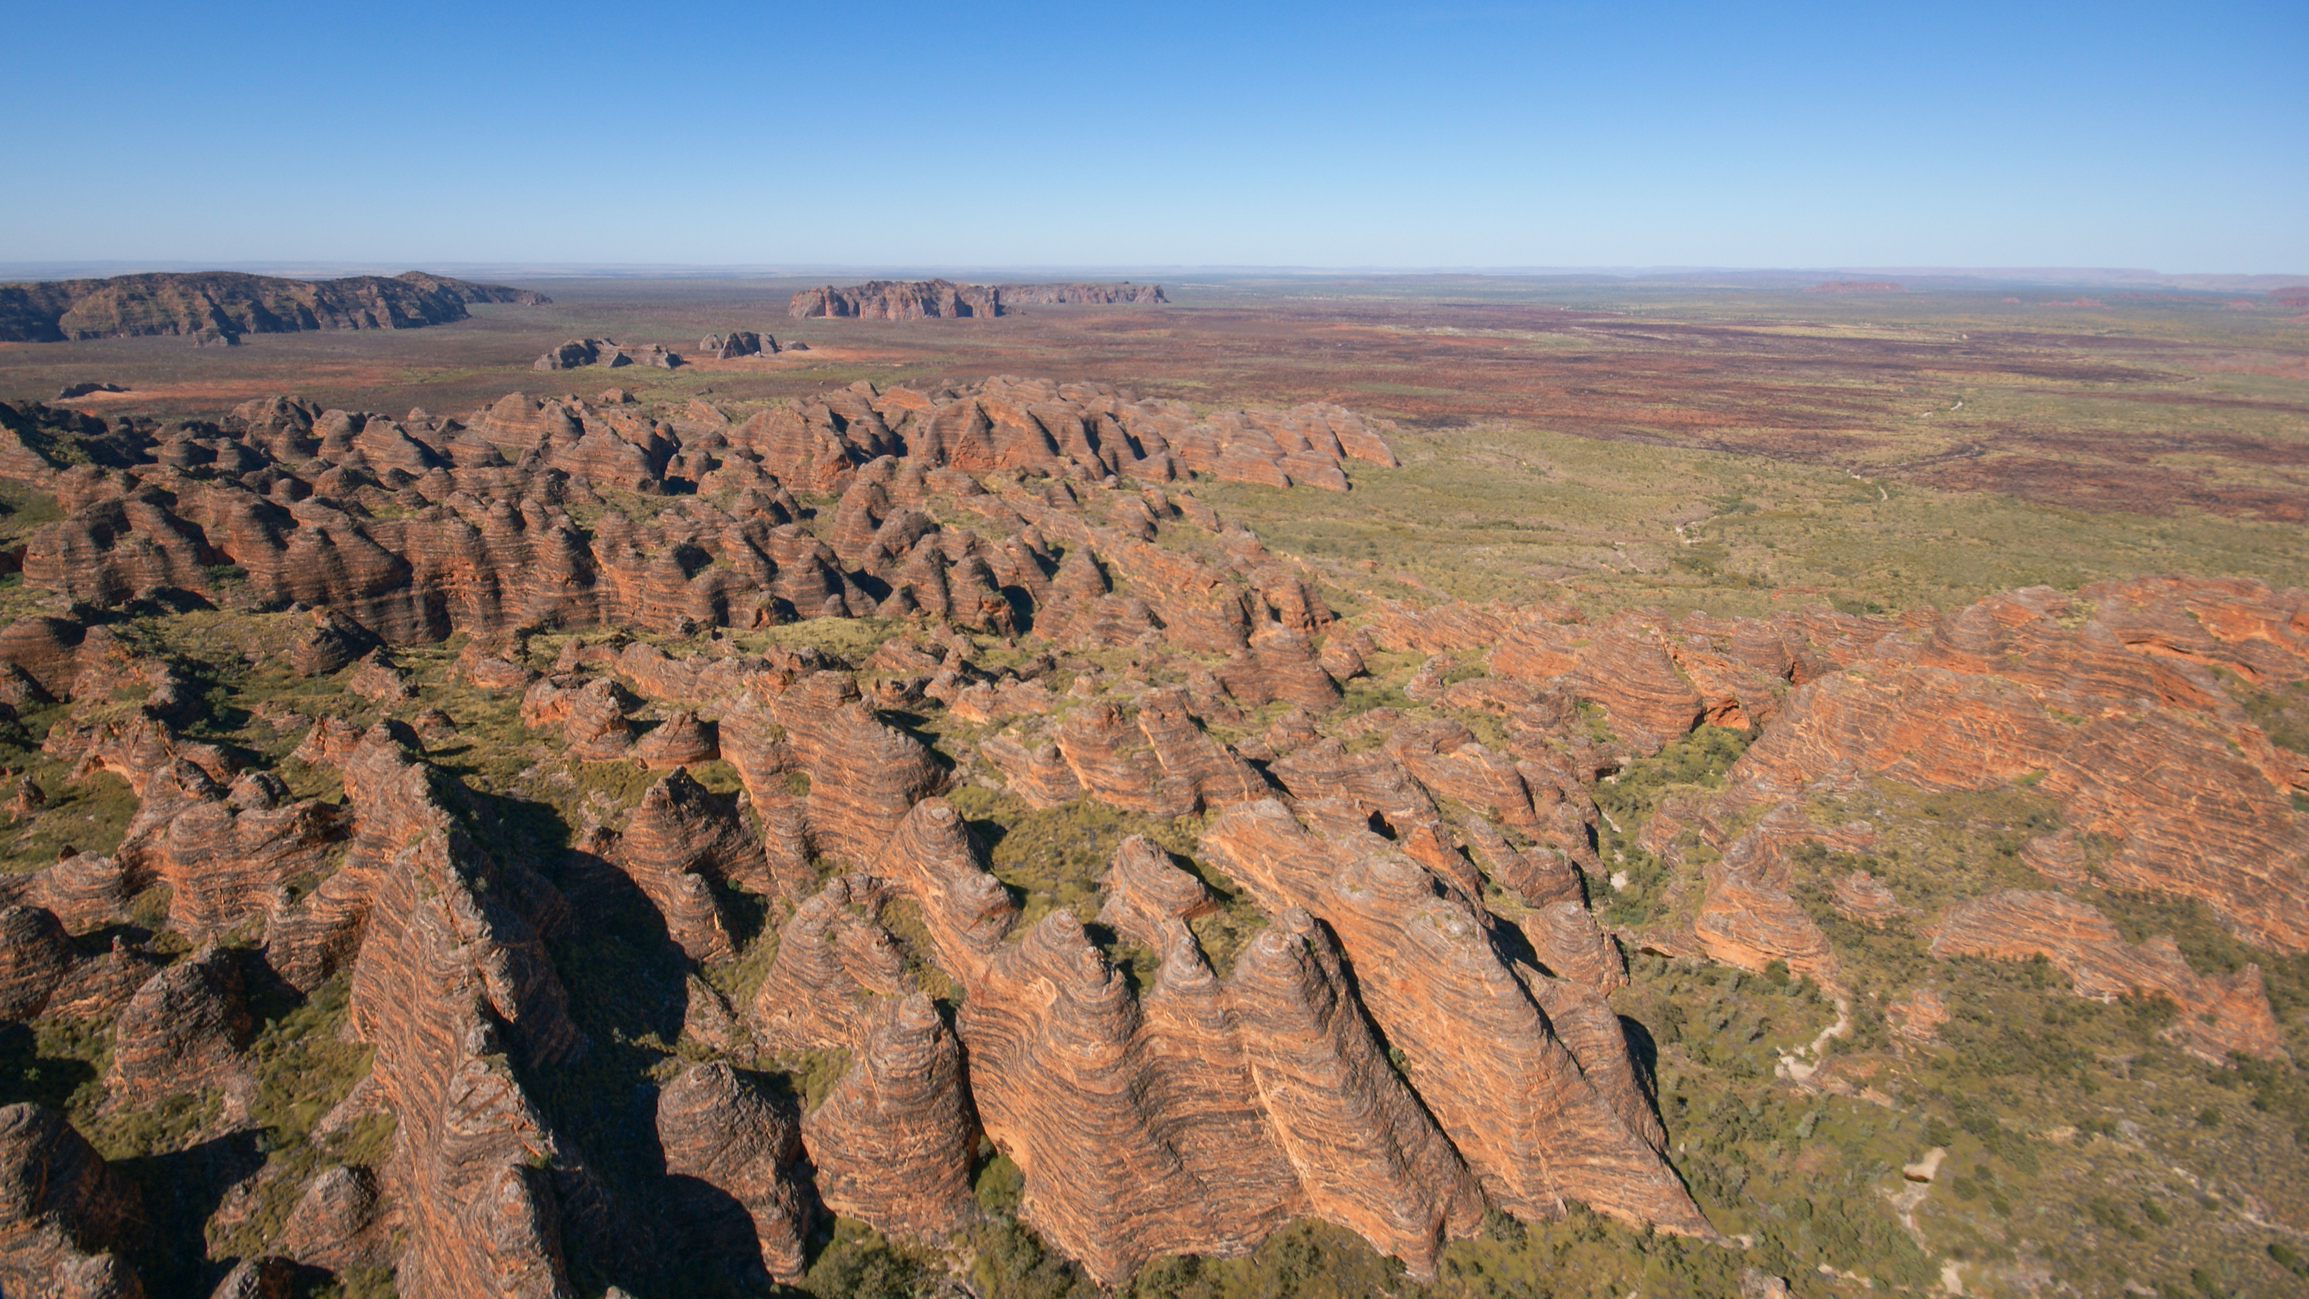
[1199,801,1708,1238]
[1369,579,2309,955]
[0,905,76,1020]
[997,282,1169,306]
[696,331,774,359]
[858,799,1708,1283]
[799,994,977,1239]
[1226,909,1486,1275]
[329,725,587,1298]
[103,942,254,1114]
[746,874,904,1050]
[0,380,1393,654]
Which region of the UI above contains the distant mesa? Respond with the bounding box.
[0,269,548,345]
[698,330,777,359]
[2270,286,2309,305]
[56,382,124,400]
[535,338,683,371]
[1806,280,1906,294]
[789,280,997,320]
[788,279,1167,320]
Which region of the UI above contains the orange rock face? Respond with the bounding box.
[1226,908,1486,1275]
[0,378,1394,649]
[1716,582,2309,951]
[1199,801,1710,1239]
[799,994,977,1239]
[1931,889,2283,1061]
[612,768,758,962]
[912,882,1307,1282]
[336,727,586,1299]
[1374,579,2309,956]
[103,942,254,1116]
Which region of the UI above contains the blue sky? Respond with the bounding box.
[5,2,2303,270]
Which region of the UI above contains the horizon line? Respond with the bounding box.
[2,261,2303,289]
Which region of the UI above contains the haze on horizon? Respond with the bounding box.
[4,0,2303,274]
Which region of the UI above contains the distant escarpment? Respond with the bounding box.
[788,279,1165,319]
[0,270,549,344]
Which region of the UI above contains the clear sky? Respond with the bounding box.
[6,1,2303,271]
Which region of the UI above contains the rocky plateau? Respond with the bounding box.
[0,271,547,345]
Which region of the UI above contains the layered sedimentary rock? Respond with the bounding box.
[998,282,1169,306]
[746,671,949,863]
[1693,860,1835,987]
[290,608,381,677]
[332,726,588,1298]
[632,710,718,767]
[860,798,1705,1283]
[1199,801,1709,1237]
[746,874,905,1049]
[983,688,1268,817]
[1226,909,1486,1275]
[799,993,977,1238]
[0,905,76,1019]
[697,331,774,359]
[103,942,254,1113]
[1931,890,2283,1061]
[1719,581,2309,952]
[1681,803,1872,986]
[885,817,1304,1281]
[1831,870,1911,925]
[1367,580,2309,955]
[611,769,759,961]
[788,280,1000,319]
[273,1165,391,1273]
[119,770,349,944]
[534,339,682,371]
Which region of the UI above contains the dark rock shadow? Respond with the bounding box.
[1619,1014,1662,1103]
[118,1128,265,1296]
